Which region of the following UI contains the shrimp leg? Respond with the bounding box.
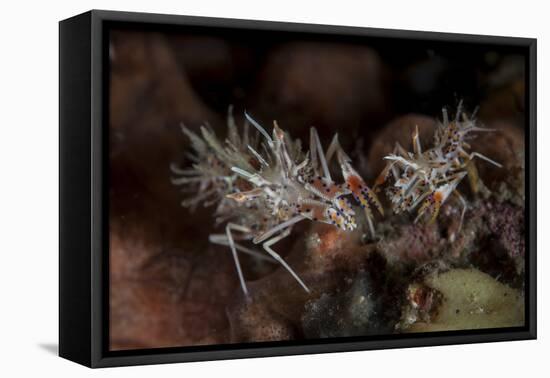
[261,228,311,293]
[215,223,253,297]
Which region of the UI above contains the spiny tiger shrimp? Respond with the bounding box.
[171,107,382,297]
[374,101,502,233]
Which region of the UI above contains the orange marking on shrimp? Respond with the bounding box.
[336,197,354,216]
[328,208,345,228]
[416,190,443,224]
[426,191,443,222]
[346,174,363,193]
[346,174,384,216]
[327,207,356,230]
[307,176,345,200]
[347,176,369,207]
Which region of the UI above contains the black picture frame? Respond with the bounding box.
[59,9,537,368]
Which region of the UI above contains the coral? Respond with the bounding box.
[301,271,390,338]
[377,219,442,265]
[109,225,234,349]
[398,268,524,332]
[228,301,296,342]
[226,221,376,342]
[375,196,525,283]
[482,201,525,259]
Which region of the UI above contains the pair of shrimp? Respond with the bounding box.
[173,103,501,296]
[171,109,382,296]
[375,102,501,232]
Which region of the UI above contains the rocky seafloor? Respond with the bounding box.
[108,30,526,349]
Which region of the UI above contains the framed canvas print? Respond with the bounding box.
[59,10,537,368]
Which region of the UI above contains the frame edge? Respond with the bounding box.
[82,9,537,367]
[59,11,93,368]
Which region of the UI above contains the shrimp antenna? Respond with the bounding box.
[245,111,273,147]
[310,127,331,180]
